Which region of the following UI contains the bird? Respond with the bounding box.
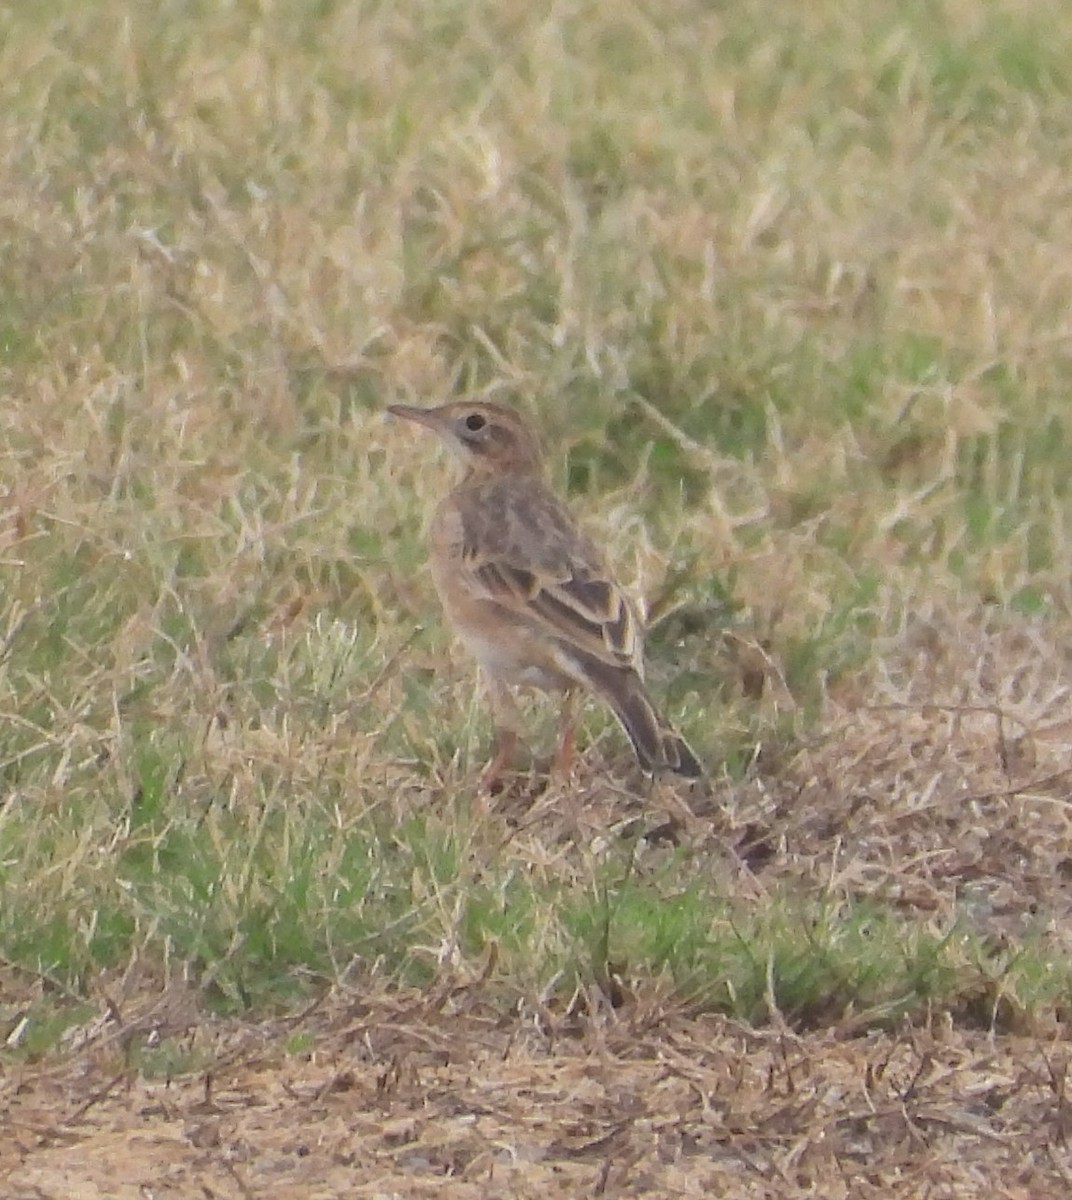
[387,400,704,788]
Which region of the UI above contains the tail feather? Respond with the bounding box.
[574,653,704,778]
[656,727,704,778]
[606,677,664,772]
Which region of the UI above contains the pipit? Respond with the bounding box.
[388,401,703,787]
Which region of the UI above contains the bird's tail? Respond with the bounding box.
[578,656,704,778]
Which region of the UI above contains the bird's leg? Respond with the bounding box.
[480,676,523,792]
[480,729,519,792]
[550,689,578,780]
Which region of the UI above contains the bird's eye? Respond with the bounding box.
[465,412,486,432]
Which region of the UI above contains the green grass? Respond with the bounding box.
[3,0,1072,1056]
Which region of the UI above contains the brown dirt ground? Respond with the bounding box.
[2,989,1071,1199]
[4,605,1072,1198]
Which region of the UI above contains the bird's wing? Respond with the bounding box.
[449,481,643,673]
[472,558,641,671]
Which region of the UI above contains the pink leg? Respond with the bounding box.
[550,692,577,780]
[480,728,519,792]
[478,675,524,792]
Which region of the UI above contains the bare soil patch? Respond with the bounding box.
[3,987,1071,1199]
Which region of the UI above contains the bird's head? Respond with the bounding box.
[387,401,544,477]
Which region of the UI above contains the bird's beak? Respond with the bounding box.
[386,403,468,463]
[386,404,443,432]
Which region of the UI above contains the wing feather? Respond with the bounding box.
[470,559,640,670]
[436,477,644,672]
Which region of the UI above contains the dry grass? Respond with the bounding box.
[3,0,1072,1190]
[4,986,1072,1197]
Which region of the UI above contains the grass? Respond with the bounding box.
[3,0,1072,1056]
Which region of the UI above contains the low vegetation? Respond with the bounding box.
[3,0,1072,1059]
